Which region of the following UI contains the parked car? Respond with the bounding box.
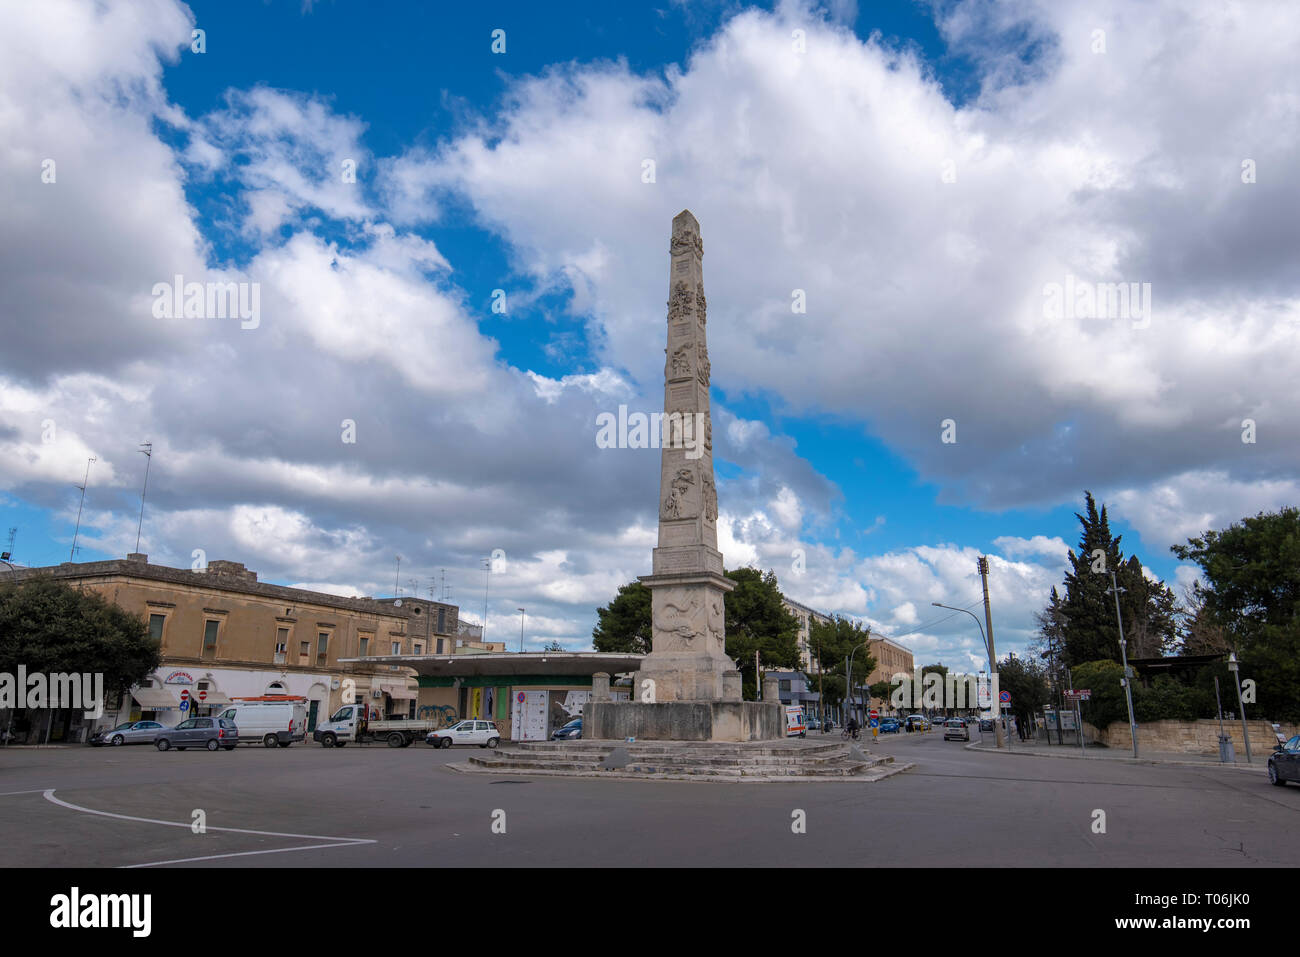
[426,720,501,749]
[551,717,582,740]
[878,718,901,734]
[1268,734,1300,786]
[943,719,970,741]
[806,715,821,732]
[155,717,239,751]
[905,715,930,732]
[89,720,168,747]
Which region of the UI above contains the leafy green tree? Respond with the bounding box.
[1059,491,1176,667]
[1172,507,1300,722]
[1069,659,1129,730]
[591,569,801,699]
[724,567,801,698]
[996,654,1050,728]
[592,581,653,654]
[541,639,565,652]
[0,576,161,701]
[808,615,876,714]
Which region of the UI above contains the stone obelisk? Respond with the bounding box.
[587,211,781,741]
[635,210,736,702]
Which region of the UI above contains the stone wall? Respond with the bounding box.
[1082,718,1297,754]
[587,700,783,742]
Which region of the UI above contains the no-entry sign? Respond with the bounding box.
[869,709,879,719]
[198,691,207,701]
[179,689,190,700]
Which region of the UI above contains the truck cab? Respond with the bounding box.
[313,703,375,748]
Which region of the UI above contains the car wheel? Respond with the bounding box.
[387,733,405,748]
[263,734,279,749]
[487,737,500,748]
[441,737,453,749]
[111,735,125,746]
[206,739,220,751]
[1269,762,1287,786]
[156,739,170,751]
[321,733,336,748]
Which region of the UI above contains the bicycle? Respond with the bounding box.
[840,726,861,741]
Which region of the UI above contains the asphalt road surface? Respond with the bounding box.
[2,732,1297,867]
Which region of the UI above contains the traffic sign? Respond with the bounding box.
[999,690,1011,703]
[179,700,189,712]
[179,689,190,700]
[869,718,879,728]
[198,691,207,701]
[869,709,879,720]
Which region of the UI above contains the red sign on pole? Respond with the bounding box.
[869,709,879,720]
[179,689,190,700]
[198,691,207,701]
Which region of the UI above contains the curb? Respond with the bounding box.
[963,742,1267,772]
[446,759,916,784]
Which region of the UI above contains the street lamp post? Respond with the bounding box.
[845,640,871,729]
[932,602,1004,748]
[1228,653,1251,763]
[517,607,526,653]
[1106,571,1139,759]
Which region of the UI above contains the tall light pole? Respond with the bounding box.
[134,442,152,554]
[932,601,1004,748]
[517,607,525,653]
[1106,571,1139,759]
[481,558,491,644]
[1228,652,1251,763]
[845,639,871,728]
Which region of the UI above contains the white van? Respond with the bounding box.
[218,696,307,748]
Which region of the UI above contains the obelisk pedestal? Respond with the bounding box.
[587,210,782,742]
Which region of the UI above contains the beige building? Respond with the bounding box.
[12,553,461,737]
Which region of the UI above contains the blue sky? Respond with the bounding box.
[4,0,1299,670]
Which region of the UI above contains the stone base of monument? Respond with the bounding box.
[451,739,913,783]
[584,700,782,742]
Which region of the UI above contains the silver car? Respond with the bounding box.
[155,716,240,751]
[89,720,168,746]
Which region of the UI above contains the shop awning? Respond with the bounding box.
[382,684,418,701]
[131,687,179,709]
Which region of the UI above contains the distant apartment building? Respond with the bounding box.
[781,596,833,672]
[5,553,460,742]
[454,620,506,654]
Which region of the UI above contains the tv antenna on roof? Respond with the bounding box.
[71,457,96,561]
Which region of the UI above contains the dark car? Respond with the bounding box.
[551,717,582,740]
[878,718,901,734]
[979,718,995,733]
[88,720,167,747]
[1268,734,1300,786]
[155,717,239,751]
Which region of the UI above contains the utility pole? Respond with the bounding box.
[755,649,761,700]
[517,607,525,653]
[978,556,1005,748]
[70,456,96,561]
[394,555,401,597]
[1107,571,1139,759]
[1228,653,1251,763]
[134,442,152,554]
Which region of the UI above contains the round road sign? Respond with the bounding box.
[179,689,190,700]
[198,691,207,701]
[869,709,879,719]
[999,690,1011,702]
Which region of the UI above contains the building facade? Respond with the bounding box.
[5,553,460,741]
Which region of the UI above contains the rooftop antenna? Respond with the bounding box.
[71,456,97,561]
[134,442,152,554]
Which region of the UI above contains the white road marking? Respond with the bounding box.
[0,789,53,796]
[42,789,375,867]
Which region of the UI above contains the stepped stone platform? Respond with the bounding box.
[448,739,913,783]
